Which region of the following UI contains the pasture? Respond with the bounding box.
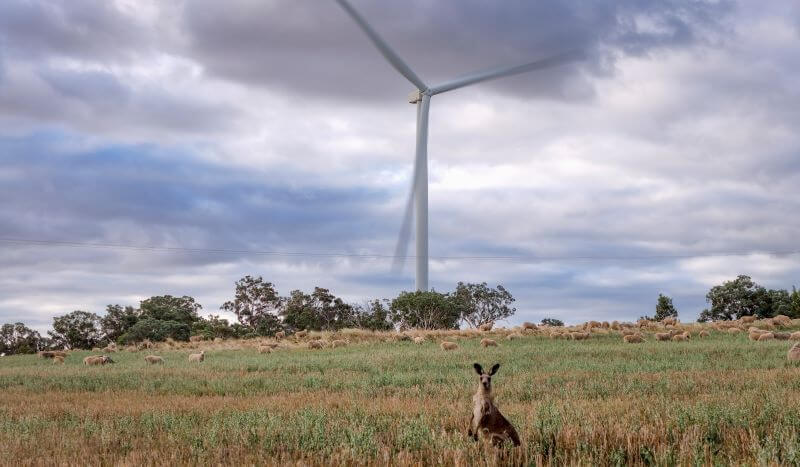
[2,327,800,465]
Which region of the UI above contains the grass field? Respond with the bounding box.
[2,329,800,465]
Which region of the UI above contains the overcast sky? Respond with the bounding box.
[1,0,799,331]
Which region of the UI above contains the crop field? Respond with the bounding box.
[2,327,800,466]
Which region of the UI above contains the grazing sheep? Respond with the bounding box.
[586,320,602,330]
[144,355,164,364]
[774,314,791,325]
[655,332,671,341]
[773,332,791,341]
[137,340,154,350]
[624,334,644,343]
[331,340,348,348]
[505,332,522,340]
[275,331,285,339]
[570,332,589,341]
[521,322,538,331]
[681,331,691,340]
[699,330,710,338]
[741,315,756,324]
[413,336,425,345]
[468,363,520,446]
[788,343,800,362]
[480,338,498,348]
[610,321,621,330]
[83,355,114,366]
[295,330,308,338]
[727,328,742,334]
[601,321,610,329]
[479,322,494,332]
[440,341,458,351]
[671,334,687,342]
[307,340,324,349]
[748,330,765,341]
[53,356,65,364]
[258,345,273,354]
[637,319,651,328]
[620,329,636,337]
[790,332,800,341]
[39,351,67,359]
[661,317,678,326]
[188,351,205,362]
[758,333,775,341]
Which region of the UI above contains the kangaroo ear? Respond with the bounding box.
[473,363,483,375]
[489,363,500,375]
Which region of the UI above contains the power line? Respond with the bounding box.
[1,237,799,263]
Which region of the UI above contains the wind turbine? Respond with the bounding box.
[335,0,581,291]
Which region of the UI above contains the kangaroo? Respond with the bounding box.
[468,363,520,446]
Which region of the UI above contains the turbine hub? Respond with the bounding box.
[408,90,422,104]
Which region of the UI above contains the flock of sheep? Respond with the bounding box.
[30,314,800,366]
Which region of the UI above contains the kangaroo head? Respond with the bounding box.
[473,363,500,393]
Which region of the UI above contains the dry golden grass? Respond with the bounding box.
[2,324,800,465]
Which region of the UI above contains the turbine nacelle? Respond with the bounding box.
[408,90,423,104]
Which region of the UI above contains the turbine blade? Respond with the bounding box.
[428,49,583,95]
[390,185,415,273]
[334,0,428,91]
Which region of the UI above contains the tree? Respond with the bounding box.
[641,294,678,322]
[700,275,779,321]
[389,290,460,330]
[791,287,800,318]
[191,315,254,340]
[0,322,42,355]
[541,318,564,327]
[353,299,394,331]
[221,276,283,335]
[119,318,190,344]
[100,304,139,342]
[281,288,355,331]
[139,295,202,326]
[768,289,793,317]
[49,311,102,349]
[452,282,516,328]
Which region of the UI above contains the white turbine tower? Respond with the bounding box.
[335,0,581,291]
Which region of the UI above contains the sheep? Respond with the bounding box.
[671,334,687,342]
[307,340,324,349]
[727,328,742,334]
[624,334,644,343]
[790,332,800,341]
[774,314,791,325]
[413,336,425,344]
[610,321,621,330]
[661,317,678,326]
[681,331,691,340]
[479,322,494,332]
[521,322,538,331]
[570,332,589,341]
[440,341,458,351]
[601,321,610,329]
[748,330,765,341]
[698,330,710,338]
[144,355,164,364]
[758,333,775,341]
[740,315,756,324]
[620,329,636,337]
[773,332,791,341]
[637,319,651,328]
[258,345,273,354]
[83,355,114,366]
[295,330,308,338]
[330,339,348,348]
[788,343,800,362]
[39,351,67,359]
[505,332,523,340]
[53,356,65,365]
[480,338,498,348]
[586,320,602,330]
[188,350,205,362]
[655,332,671,341]
[275,331,285,339]
[468,363,520,447]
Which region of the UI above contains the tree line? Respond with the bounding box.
[0,278,515,354]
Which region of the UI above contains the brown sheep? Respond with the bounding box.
[698,330,710,338]
[655,332,671,341]
[610,321,621,330]
[468,363,520,446]
[624,334,644,343]
[671,334,687,342]
[478,322,494,332]
[188,351,205,362]
[758,333,775,341]
[570,332,589,341]
[330,340,348,348]
[295,330,308,338]
[789,332,800,341]
[275,331,285,339]
[661,317,678,326]
[307,340,324,349]
[144,355,164,364]
[440,341,458,351]
[727,328,742,334]
[748,330,765,341]
[480,338,498,348]
[601,321,610,329]
[53,356,65,364]
[740,315,756,324]
[505,332,523,340]
[258,345,272,354]
[621,329,636,337]
[84,355,114,366]
[39,350,67,359]
[773,332,791,341]
[521,322,538,331]
[413,336,425,344]
[788,343,800,362]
